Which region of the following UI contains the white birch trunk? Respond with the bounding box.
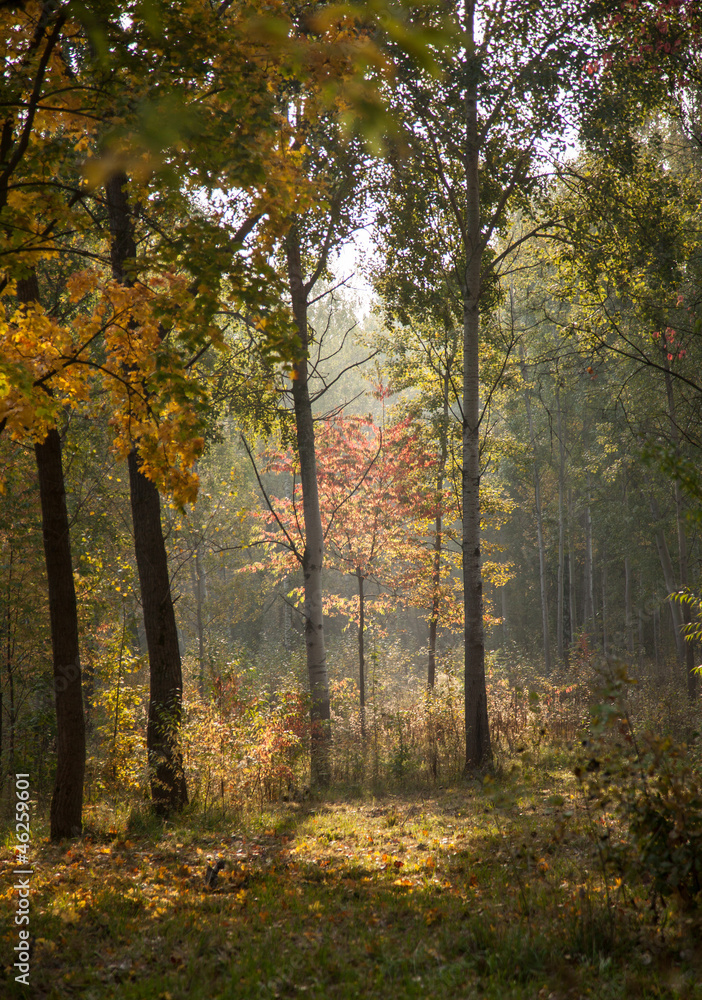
[285,226,331,786]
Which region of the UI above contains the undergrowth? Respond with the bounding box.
[2,767,701,999]
[2,646,701,997]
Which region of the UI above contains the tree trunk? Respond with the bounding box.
[285,224,331,786]
[637,569,645,668]
[35,427,86,839]
[17,272,85,840]
[568,485,577,640]
[357,569,365,711]
[555,384,566,665]
[106,172,187,814]
[583,483,595,631]
[601,540,607,656]
[194,544,206,696]
[356,569,367,741]
[462,1,490,769]
[128,451,188,813]
[653,608,664,671]
[624,555,634,655]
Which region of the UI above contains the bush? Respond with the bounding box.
[182,669,308,811]
[576,662,702,910]
[622,735,702,907]
[85,636,148,801]
[328,667,465,786]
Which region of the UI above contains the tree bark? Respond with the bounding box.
[105,172,187,814]
[568,485,577,640]
[128,451,188,814]
[193,544,206,696]
[462,1,490,768]
[601,540,608,656]
[285,224,331,786]
[357,569,365,711]
[555,383,566,664]
[356,569,367,741]
[35,427,86,839]
[617,474,631,657]
[624,555,634,655]
[638,573,645,670]
[583,480,595,631]
[17,272,85,840]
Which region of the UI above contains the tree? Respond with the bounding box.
[374,317,514,683]
[0,436,51,795]
[260,56,377,782]
[16,274,86,839]
[104,171,193,814]
[248,413,431,719]
[374,0,600,765]
[0,0,365,814]
[34,422,86,837]
[545,137,702,696]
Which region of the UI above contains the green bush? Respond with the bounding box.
[576,663,702,910]
[614,734,702,907]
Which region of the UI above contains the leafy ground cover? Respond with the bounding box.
[1,761,701,999]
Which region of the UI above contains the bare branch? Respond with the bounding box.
[240,434,304,564]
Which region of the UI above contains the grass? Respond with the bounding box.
[1,761,701,999]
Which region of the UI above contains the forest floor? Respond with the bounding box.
[1,753,701,999]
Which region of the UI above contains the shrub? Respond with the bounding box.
[576,662,702,910]
[85,635,148,801]
[182,670,308,811]
[620,735,702,908]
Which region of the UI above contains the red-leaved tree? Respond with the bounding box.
[250,413,439,712]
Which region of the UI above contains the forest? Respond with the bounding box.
[0,1,701,998]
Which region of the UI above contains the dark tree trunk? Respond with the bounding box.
[106,172,188,814]
[35,428,86,839]
[555,384,567,665]
[128,451,187,813]
[462,1,491,769]
[17,272,85,840]
[601,541,608,655]
[583,485,595,632]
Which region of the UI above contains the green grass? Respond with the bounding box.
[1,769,701,999]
